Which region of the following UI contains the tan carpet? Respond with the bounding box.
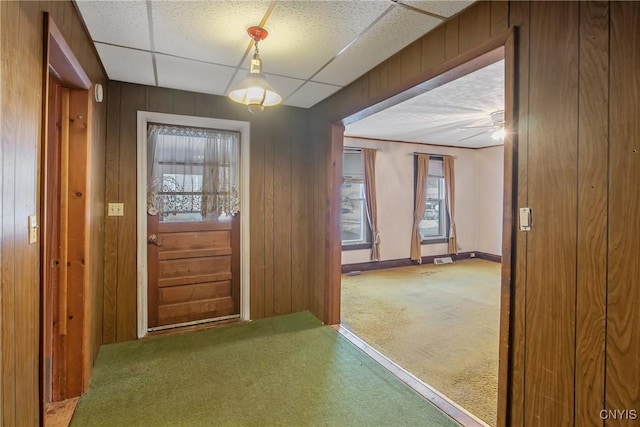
[341,258,500,426]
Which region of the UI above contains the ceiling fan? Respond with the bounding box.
[458,110,505,142]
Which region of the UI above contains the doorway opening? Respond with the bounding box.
[40,13,93,419]
[136,112,251,338]
[326,32,516,427]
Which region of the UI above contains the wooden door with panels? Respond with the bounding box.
[146,125,241,329]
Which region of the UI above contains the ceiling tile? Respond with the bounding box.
[156,55,236,95]
[75,0,150,50]
[151,1,272,65]
[401,1,475,18]
[285,82,342,109]
[313,7,441,86]
[95,43,155,86]
[226,70,306,102]
[242,1,392,79]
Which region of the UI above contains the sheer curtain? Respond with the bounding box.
[410,154,430,263]
[147,124,240,221]
[443,156,457,254]
[362,148,380,261]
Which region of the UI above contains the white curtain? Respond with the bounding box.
[147,124,240,221]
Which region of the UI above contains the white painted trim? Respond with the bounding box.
[136,111,251,339]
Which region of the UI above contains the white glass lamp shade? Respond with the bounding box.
[491,127,506,141]
[228,73,282,112]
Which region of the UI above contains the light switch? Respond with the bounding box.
[28,215,38,244]
[519,207,531,231]
[108,203,124,217]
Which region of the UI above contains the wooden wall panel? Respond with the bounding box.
[576,2,609,426]
[103,84,311,340]
[0,1,107,424]
[607,2,640,422]
[458,1,492,53]
[525,2,579,425]
[103,82,120,344]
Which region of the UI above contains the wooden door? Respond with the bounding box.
[147,206,240,328]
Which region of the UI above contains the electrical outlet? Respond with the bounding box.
[108,203,124,217]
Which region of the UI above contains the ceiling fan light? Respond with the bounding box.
[492,127,506,141]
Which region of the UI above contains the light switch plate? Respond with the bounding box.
[28,215,38,244]
[519,207,531,231]
[108,203,124,217]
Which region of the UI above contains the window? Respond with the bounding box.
[418,157,448,243]
[341,150,371,248]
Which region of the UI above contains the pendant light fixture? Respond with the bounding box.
[228,26,282,113]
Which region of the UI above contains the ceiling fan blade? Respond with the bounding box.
[458,129,490,141]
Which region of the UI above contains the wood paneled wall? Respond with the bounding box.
[308,1,640,425]
[0,1,107,425]
[103,82,312,343]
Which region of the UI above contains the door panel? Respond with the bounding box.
[148,214,240,328]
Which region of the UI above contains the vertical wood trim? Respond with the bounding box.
[525,2,579,425]
[497,28,516,427]
[324,122,344,325]
[508,2,530,425]
[575,2,609,426]
[59,89,70,336]
[607,1,640,417]
[0,0,4,420]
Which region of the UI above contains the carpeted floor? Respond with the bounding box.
[341,259,500,426]
[71,312,460,427]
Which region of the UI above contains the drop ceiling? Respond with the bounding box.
[75,0,474,108]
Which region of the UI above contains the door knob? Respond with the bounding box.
[148,234,163,247]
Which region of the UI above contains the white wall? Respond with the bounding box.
[341,137,478,264]
[475,145,504,256]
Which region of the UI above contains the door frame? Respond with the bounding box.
[136,111,251,338]
[325,29,517,427]
[40,13,93,409]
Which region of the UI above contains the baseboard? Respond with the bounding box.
[474,252,502,263]
[342,252,475,273]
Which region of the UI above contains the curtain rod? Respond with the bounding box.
[344,146,383,152]
[409,152,456,159]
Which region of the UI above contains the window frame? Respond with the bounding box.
[414,156,450,245]
[341,149,373,251]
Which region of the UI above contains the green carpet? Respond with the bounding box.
[71,312,460,426]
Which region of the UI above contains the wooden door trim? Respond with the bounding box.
[135,112,251,338]
[40,12,93,412]
[325,29,518,427]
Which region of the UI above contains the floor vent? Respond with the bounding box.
[434,257,453,265]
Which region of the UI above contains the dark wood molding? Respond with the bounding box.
[342,251,478,273]
[46,14,92,90]
[476,252,502,263]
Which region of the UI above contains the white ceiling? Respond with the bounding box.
[345,59,505,148]
[75,0,474,108]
